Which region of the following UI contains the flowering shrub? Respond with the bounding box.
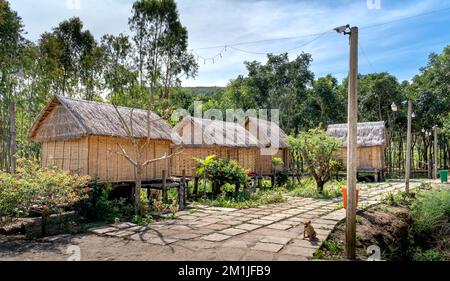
[0,159,90,235]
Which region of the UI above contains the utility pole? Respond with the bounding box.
[405,100,412,193]
[334,25,359,260]
[433,126,438,180]
[346,26,358,260]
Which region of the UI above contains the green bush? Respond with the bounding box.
[275,168,290,187]
[412,249,444,261]
[195,189,286,209]
[0,159,90,234]
[194,155,248,194]
[89,183,134,223]
[289,178,343,199]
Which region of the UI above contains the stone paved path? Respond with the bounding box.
[88,180,424,261]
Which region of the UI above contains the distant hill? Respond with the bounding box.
[181,87,225,97]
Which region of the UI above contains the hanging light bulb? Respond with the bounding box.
[411,112,416,118]
[422,128,426,133]
[391,102,398,112]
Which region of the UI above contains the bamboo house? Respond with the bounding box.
[28,96,176,183]
[327,121,386,180]
[244,117,290,175]
[171,116,263,177]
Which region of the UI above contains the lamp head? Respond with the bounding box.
[391,102,398,112]
[334,24,350,34]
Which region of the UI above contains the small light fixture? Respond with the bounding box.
[334,24,350,34]
[391,102,398,112]
[411,112,416,118]
[422,128,426,133]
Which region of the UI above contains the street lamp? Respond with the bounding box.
[391,99,413,193]
[335,24,358,260]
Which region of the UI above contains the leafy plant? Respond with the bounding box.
[412,249,444,261]
[89,183,134,223]
[132,214,154,226]
[194,155,248,195]
[195,189,286,209]
[0,159,90,236]
[289,178,343,199]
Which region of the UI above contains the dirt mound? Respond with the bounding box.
[317,205,412,260]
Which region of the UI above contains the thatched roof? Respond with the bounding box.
[327,121,386,147]
[244,117,289,149]
[173,116,263,148]
[28,96,176,142]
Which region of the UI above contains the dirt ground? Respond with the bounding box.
[0,233,245,261]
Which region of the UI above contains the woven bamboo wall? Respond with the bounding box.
[41,137,89,175]
[41,136,171,182]
[171,147,258,177]
[337,146,385,170]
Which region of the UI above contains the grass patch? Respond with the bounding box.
[411,188,450,236]
[289,178,344,199]
[193,188,286,209]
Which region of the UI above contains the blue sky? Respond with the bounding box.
[9,0,450,87]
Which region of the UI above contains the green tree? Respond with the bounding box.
[129,0,198,104]
[297,128,342,192]
[308,74,345,127]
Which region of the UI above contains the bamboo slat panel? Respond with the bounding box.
[85,136,171,182]
[338,146,385,170]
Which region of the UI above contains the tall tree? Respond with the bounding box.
[129,0,198,107]
[0,0,25,173]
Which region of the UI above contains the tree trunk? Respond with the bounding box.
[212,182,220,196]
[135,165,142,215]
[317,180,324,194]
[9,99,16,174]
[193,177,199,195]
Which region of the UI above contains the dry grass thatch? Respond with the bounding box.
[245,117,289,148]
[327,121,386,147]
[28,95,177,142]
[173,116,263,148]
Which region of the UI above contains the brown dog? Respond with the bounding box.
[303,221,317,241]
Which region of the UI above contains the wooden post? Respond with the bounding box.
[179,170,186,210]
[162,170,168,202]
[405,100,412,193]
[258,169,262,190]
[193,177,199,195]
[433,126,438,180]
[235,181,240,195]
[345,26,358,261]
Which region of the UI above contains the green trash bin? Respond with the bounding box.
[439,170,448,183]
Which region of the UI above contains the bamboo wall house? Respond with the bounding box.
[28,96,176,183]
[327,121,387,180]
[244,117,290,175]
[171,116,263,177]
